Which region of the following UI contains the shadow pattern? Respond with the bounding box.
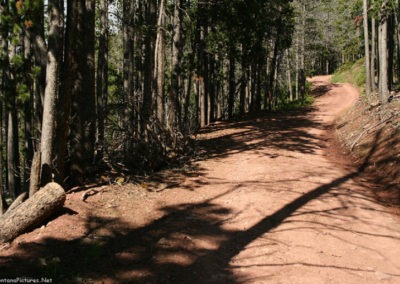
[0,106,398,283]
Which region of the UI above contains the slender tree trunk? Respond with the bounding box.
[269,32,280,109]
[299,3,306,99]
[371,17,376,92]
[228,54,236,119]
[7,86,20,199]
[96,0,109,162]
[122,0,135,152]
[388,14,394,90]
[154,0,166,126]
[6,31,21,199]
[379,0,390,103]
[0,1,8,199]
[0,101,3,212]
[40,0,64,186]
[27,0,46,147]
[363,0,372,96]
[286,49,293,101]
[170,0,183,131]
[295,33,300,100]
[239,54,247,115]
[141,0,156,139]
[209,54,216,122]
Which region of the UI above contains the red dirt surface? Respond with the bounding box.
[1,75,400,283]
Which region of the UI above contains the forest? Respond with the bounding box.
[0,0,351,202]
[0,0,400,231]
[1,0,400,282]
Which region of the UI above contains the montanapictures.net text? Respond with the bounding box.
[0,278,52,283]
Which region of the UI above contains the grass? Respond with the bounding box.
[331,58,366,92]
[277,95,315,111]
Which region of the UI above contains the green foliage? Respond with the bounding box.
[277,95,315,111]
[16,84,30,103]
[331,57,366,90]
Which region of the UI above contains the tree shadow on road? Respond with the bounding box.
[1,109,399,283]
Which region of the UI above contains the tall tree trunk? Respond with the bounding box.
[199,26,206,128]
[209,54,216,123]
[141,0,156,139]
[388,14,394,90]
[6,81,20,199]
[286,49,293,101]
[170,0,183,131]
[269,32,280,109]
[299,3,306,99]
[27,0,46,143]
[0,101,3,212]
[228,54,235,119]
[96,0,109,162]
[122,0,135,152]
[0,1,8,199]
[363,0,372,96]
[239,52,247,115]
[154,0,166,126]
[40,0,64,186]
[68,0,96,185]
[379,0,390,103]
[5,29,21,198]
[295,33,300,100]
[371,17,376,92]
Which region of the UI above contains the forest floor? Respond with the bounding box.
[1,76,400,283]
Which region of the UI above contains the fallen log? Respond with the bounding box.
[0,182,66,243]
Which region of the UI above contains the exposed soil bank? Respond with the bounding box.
[335,84,400,210]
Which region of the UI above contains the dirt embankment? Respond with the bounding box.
[335,87,400,209]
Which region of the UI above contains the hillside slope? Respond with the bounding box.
[336,96,400,208]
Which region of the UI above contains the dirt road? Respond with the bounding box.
[1,76,400,283]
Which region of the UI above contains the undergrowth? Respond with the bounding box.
[276,81,314,110]
[277,95,315,110]
[331,58,366,92]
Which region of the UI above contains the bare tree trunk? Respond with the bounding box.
[286,49,293,101]
[295,33,299,100]
[0,2,7,201]
[228,54,236,119]
[388,14,394,90]
[299,3,306,99]
[379,0,390,103]
[363,0,372,96]
[239,53,247,115]
[68,0,96,184]
[154,0,166,126]
[6,36,21,199]
[29,152,41,197]
[0,102,3,214]
[122,0,135,152]
[170,0,183,131]
[40,0,64,186]
[96,0,109,162]
[371,17,376,92]
[141,0,156,139]
[7,92,20,199]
